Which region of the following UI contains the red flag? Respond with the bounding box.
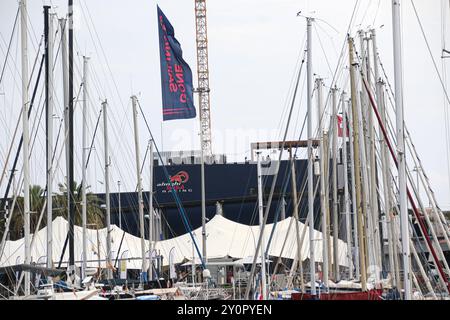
[337,115,344,137]
[337,115,349,137]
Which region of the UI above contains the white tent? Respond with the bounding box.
[0,214,350,269]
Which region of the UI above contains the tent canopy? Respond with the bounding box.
[0,214,350,270]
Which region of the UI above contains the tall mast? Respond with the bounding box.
[256,152,267,300]
[366,32,382,275]
[67,0,75,276]
[59,19,69,226]
[132,96,147,282]
[20,0,30,295]
[44,5,54,270]
[81,56,89,280]
[347,99,360,280]
[316,77,329,289]
[341,92,353,279]
[194,0,212,157]
[102,100,112,280]
[118,181,122,229]
[200,142,207,266]
[306,17,316,297]
[289,148,304,291]
[392,0,411,300]
[378,78,400,289]
[441,0,450,204]
[358,31,373,277]
[331,86,339,282]
[148,139,154,281]
[372,27,399,286]
[348,36,367,291]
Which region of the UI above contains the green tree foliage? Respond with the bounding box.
[1,182,104,240]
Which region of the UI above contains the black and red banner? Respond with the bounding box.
[157,6,196,121]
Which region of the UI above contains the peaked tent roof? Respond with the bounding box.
[0,215,350,269]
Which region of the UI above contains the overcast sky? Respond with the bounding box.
[1,1,450,209]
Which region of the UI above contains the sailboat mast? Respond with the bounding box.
[44,5,54,270]
[316,77,329,289]
[392,0,411,300]
[81,56,89,280]
[67,0,75,276]
[132,95,147,282]
[331,86,339,282]
[372,28,400,287]
[341,92,353,279]
[102,100,112,280]
[148,139,154,281]
[58,19,70,235]
[366,32,382,276]
[256,152,267,300]
[348,36,367,291]
[201,144,207,266]
[347,99,360,280]
[306,17,316,297]
[20,0,30,295]
[289,148,304,291]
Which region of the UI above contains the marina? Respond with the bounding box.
[0,0,450,302]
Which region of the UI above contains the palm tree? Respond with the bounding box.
[3,182,104,240]
[54,181,104,228]
[6,185,46,240]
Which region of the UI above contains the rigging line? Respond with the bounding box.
[245,30,305,299]
[372,0,382,27]
[265,111,308,258]
[140,143,149,179]
[276,32,307,139]
[292,70,307,140]
[441,0,450,208]
[80,59,137,192]
[356,0,372,29]
[362,75,450,290]
[0,32,23,98]
[318,0,359,137]
[0,7,19,86]
[378,23,450,214]
[79,0,132,136]
[410,1,450,114]
[0,22,60,244]
[0,54,44,217]
[313,24,334,78]
[0,34,44,190]
[81,70,136,206]
[54,82,86,268]
[85,108,102,169]
[136,99,206,270]
[1,76,47,264]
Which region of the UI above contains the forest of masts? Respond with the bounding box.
[277,17,450,300]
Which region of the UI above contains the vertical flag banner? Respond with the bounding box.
[157,6,196,121]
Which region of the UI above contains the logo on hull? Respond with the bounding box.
[157,171,192,193]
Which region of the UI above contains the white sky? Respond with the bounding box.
[1,0,450,209]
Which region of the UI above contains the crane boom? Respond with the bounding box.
[194,0,212,157]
